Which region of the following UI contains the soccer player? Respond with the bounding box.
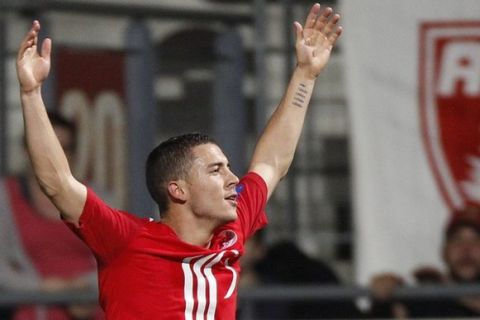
[16,3,341,319]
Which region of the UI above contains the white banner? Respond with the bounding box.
[340,0,480,283]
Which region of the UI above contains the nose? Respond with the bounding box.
[227,168,240,187]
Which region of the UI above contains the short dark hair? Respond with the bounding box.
[146,133,217,213]
[48,111,76,133]
[445,207,480,242]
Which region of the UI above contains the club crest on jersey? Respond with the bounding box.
[219,230,238,249]
[419,21,480,210]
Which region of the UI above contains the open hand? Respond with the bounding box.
[294,3,342,79]
[16,20,51,93]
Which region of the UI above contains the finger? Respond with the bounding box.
[18,32,35,61]
[32,20,40,46]
[293,21,303,43]
[303,3,321,29]
[314,7,333,31]
[323,13,341,37]
[41,38,52,63]
[24,46,37,59]
[327,26,342,46]
[17,39,32,61]
[17,21,40,61]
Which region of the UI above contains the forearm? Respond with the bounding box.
[250,67,315,183]
[21,88,73,197]
[17,21,86,224]
[248,3,341,199]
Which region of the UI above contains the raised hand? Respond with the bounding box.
[294,3,342,79]
[16,20,51,93]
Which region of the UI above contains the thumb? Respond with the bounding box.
[293,21,303,44]
[41,38,52,63]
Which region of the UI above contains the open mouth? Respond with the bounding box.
[225,194,238,206]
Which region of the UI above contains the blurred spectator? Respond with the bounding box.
[239,235,363,319]
[0,112,102,320]
[368,208,480,318]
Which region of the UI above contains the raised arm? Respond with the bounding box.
[249,3,342,199]
[16,21,86,225]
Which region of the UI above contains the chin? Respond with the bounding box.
[223,211,238,223]
[213,214,237,229]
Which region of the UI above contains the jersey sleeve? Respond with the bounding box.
[236,172,268,240]
[65,188,144,265]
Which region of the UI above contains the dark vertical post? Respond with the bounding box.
[283,0,298,240]
[0,17,6,176]
[213,28,247,175]
[125,19,157,217]
[254,0,267,135]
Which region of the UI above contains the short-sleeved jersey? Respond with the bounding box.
[68,172,268,320]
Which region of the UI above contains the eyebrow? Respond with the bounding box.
[207,162,230,169]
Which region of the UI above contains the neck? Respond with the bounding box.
[161,211,216,248]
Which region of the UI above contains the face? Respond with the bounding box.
[183,143,240,226]
[444,226,480,282]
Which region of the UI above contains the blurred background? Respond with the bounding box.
[1,0,480,319]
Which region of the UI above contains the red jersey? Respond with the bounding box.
[69,172,268,320]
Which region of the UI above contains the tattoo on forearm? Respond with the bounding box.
[293,83,309,108]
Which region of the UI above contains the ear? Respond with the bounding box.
[167,180,188,203]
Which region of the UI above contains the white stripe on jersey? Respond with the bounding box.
[194,254,216,320]
[182,256,197,320]
[223,250,239,299]
[182,250,239,320]
[204,252,226,320]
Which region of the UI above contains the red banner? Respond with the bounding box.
[420,22,480,210]
[55,48,127,207]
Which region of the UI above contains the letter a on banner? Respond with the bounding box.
[420,21,480,210]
